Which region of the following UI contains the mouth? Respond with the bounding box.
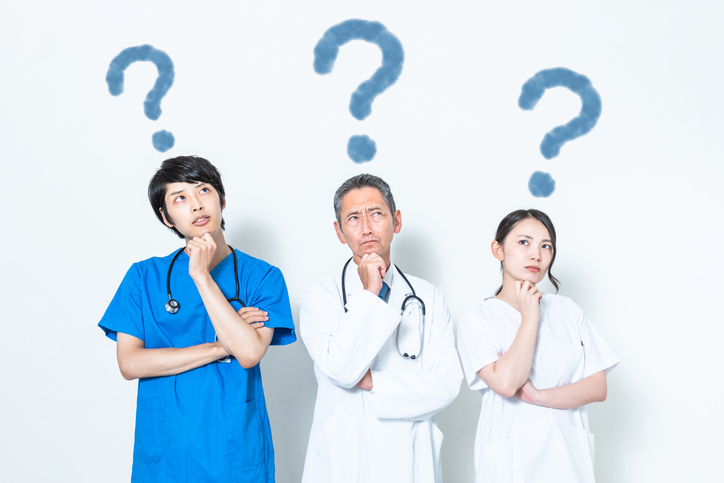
[193,216,210,226]
[526,266,540,272]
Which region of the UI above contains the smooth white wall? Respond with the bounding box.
[1,1,722,481]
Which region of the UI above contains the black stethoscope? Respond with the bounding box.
[341,257,426,360]
[165,245,244,363]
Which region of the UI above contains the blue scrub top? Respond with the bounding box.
[99,249,296,483]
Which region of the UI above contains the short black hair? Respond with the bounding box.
[148,156,226,239]
[333,174,396,224]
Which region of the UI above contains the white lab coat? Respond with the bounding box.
[300,263,463,483]
[457,294,619,483]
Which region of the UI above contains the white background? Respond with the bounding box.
[1,1,722,481]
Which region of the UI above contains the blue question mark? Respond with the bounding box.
[106,45,175,152]
[314,19,404,163]
[519,67,602,197]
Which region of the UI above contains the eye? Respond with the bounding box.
[199,187,210,194]
[542,243,552,250]
[174,195,185,203]
[347,216,359,226]
[518,239,529,246]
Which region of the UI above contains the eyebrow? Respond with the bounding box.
[346,205,384,217]
[517,234,552,243]
[168,182,206,197]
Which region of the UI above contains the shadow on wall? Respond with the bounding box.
[393,227,442,283]
[227,216,317,480]
[262,303,316,483]
[226,216,283,266]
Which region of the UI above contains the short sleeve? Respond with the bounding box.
[248,265,296,346]
[98,264,145,342]
[576,305,619,378]
[456,305,501,391]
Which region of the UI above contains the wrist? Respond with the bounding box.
[531,387,546,406]
[520,315,539,325]
[190,270,213,286]
[211,341,228,358]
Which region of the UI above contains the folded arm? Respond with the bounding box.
[116,332,229,380]
[192,272,275,368]
[300,281,400,388]
[477,283,543,397]
[371,287,463,420]
[515,370,607,409]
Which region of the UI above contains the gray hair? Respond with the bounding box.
[333,174,397,224]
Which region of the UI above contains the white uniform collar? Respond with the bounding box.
[342,258,397,296]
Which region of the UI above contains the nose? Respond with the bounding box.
[190,195,204,212]
[530,246,541,261]
[360,214,373,235]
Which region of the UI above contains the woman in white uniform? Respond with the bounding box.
[456,209,619,483]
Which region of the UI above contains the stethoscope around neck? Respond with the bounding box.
[341,257,426,360]
[165,245,244,363]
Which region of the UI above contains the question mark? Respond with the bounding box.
[106,45,175,152]
[518,67,602,197]
[314,19,404,163]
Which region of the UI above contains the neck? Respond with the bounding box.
[496,279,524,310]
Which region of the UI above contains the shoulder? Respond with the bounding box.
[395,267,437,290]
[123,250,179,279]
[541,293,582,314]
[457,298,500,340]
[234,249,285,279]
[458,298,495,326]
[302,274,340,301]
[234,248,274,270]
[394,267,445,300]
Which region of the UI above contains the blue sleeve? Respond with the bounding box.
[249,265,296,346]
[98,264,146,343]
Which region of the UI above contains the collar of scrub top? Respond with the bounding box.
[165,245,244,363]
[340,257,426,360]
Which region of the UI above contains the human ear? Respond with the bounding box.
[160,207,175,229]
[393,210,402,234]
[334,221,347,245]
[491,240,504,262]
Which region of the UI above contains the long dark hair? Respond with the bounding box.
[494,209,560,295]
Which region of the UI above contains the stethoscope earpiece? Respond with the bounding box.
[165,299,180,314]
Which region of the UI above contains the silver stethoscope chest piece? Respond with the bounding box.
[165,298,180,314]
[164,245,245,363]
[341,257,426,361]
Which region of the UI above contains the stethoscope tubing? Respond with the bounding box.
[165,245,244,363]
[340,257,426,360]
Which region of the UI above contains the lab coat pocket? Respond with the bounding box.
[133,398,165,463]
[571,427,596,483]
[478,436,524,483]
[226,399,264,466]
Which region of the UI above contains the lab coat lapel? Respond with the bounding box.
[342,260,403,303]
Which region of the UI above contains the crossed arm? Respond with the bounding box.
[116,307,274,380]
[300,262,462,420]
[477,282,607,409]
[116,235,275,380]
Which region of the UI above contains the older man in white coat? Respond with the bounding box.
[300,174,462,483]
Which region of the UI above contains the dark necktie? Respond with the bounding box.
[378,282,389,302]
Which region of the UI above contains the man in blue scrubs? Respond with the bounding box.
[99,156,295,482]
